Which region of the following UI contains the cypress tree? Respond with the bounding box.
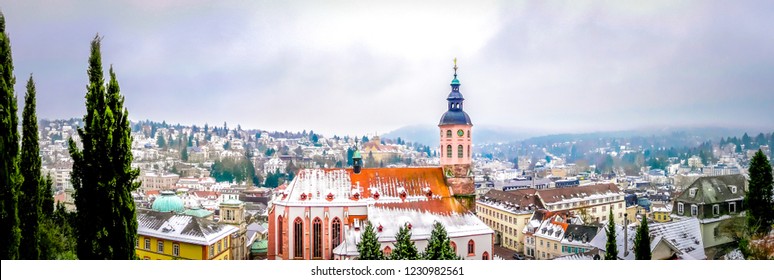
[745,150,774,235]
[68,35,140,259]
[41,174,54,217]
[423,221,459,260]
[0,11,22,260]
[19,75,41,259]
[604,209,618,260]
[633,215,651,260]
[356,221,384,260]
[391,223,420,260]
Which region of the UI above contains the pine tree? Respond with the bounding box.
[391,223,420,260]
[0,11,22,260]
[423,221,459,260]
[68,35,140,259]
[633,215,651,260]
[745,150,774,235]
[19,75,41,259]
[604,209,618,260]
[356,221,384,260]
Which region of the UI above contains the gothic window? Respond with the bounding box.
[446,130,452,138]
[467,240,475,256]
[450,241,457,254]
[458,145,463,158]
[277,216,284,255]
[294,218,303,258]
[313,218,322,259]
[447,145,452,158]
[332,218,342,255]
[482,251,489,260]
[383,246,392,257]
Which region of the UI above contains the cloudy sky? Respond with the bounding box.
[4,0,773,136]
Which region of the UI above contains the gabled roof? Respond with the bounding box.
[276,167,451,204]
[137,209,238,246]
[590,218,705,260]
[479,189,543,213]
[676,174,746,204]
[648,218,705,260]
[537,183,622,204]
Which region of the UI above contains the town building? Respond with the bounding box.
[136,209,238,260]
[671,174,746,249]
[267,63,492,260]
[140,172,180,191]
[536,183,627,225]
[589,218,705,260]
[476,189,542,252]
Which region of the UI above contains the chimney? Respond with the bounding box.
[623,213,629,258]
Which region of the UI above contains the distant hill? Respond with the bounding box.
[382,124,542,146]
[384,124,769,148]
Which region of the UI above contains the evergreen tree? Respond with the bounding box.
[41,174,54,217]
[0,11,22,260]
[745,150,774,235]
[68,36,140,259]
[604,210,618,260]
[423,221,459,260]
[391,223,420,260]
[633,215,651,260]
[181,146,188,161]
[19,75,41,259]
[356,221,384,260]
[156,133,165,148]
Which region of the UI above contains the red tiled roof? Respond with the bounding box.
[193,191,220,198]
[145,190,160,196]
[317,167,451,199]
[373,197,470,215]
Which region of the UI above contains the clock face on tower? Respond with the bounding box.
[457,129,464,137]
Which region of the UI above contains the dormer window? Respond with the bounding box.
[689,188,697,197]
[730,186,737,194]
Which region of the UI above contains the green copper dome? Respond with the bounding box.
[451,77,460,85]
[152,191,185,213]
[353,150,362,159]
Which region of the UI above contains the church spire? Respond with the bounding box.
[451,57,460,86]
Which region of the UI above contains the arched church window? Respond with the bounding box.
[294,218,303,259]
[458,145,463,158]
[277,216,284,255]
[446,130,452,138]
[332,218,342,255]
[447,145,452,158]
[313,218,322,259]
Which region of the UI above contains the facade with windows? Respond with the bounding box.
[136,209,237,260]
[476,189,542,253]
[671,174,746,248]
[267,168,493,260]
[536,183,627,225]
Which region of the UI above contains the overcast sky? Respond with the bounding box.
[4,0,773,136]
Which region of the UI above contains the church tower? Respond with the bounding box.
[439,59,474,195]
